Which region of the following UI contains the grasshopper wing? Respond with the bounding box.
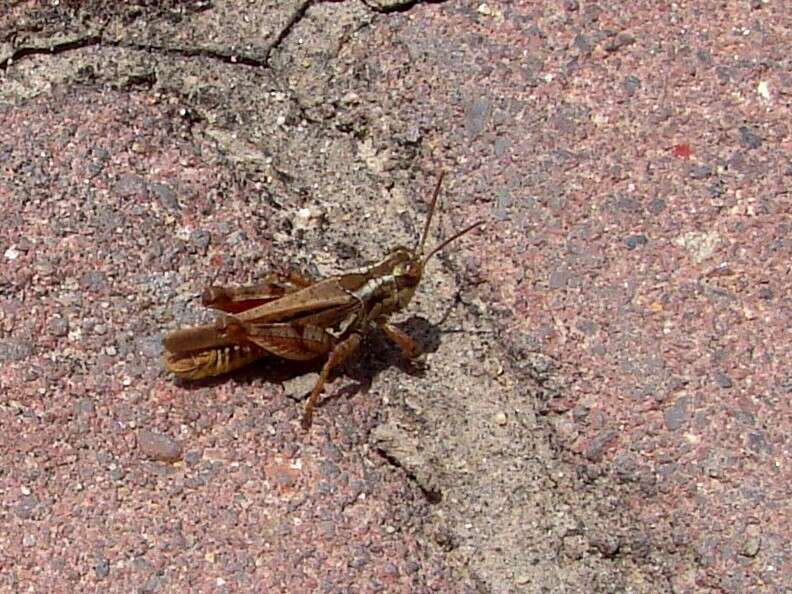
[234,275,364,324]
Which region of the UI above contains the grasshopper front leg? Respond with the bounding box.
[378,321,421,359]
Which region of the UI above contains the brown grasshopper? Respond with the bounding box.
[163,173,483,429]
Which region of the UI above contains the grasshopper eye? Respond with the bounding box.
[404,260,423,280]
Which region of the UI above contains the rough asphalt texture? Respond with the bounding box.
[1,1,789,593]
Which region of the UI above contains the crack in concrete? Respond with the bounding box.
[111,39,269,68]
[0,0,441,75]
[362,0,446,14]
[1,0,315,72]
[266,0,315,65]
[0,34,103,71]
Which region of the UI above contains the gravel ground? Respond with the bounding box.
[1,1,789,593]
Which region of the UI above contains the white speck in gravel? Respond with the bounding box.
[673,231,720,263]
[756,80,770,102]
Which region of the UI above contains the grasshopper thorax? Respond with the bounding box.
[355,247,423,315]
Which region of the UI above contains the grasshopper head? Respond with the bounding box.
[387,247,425,310]
[380,172,484,312]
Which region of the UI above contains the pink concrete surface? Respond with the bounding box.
[1,1,790,593]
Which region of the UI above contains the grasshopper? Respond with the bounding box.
[163,173,483,429]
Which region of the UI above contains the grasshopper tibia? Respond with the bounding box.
[302,332,362,430]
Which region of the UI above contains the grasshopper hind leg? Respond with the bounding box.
[301,332,362,430]
[201,271,316,314]
[280,270,315,288]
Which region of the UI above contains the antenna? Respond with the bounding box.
[423,220,485,266]
[416,171,445,256]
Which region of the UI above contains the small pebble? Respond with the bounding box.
[4,246,20,260]
[138,429,183,462]
[94,557,110,579]
[49,317,69,337]
[494,412,508,426]
[282,373,320,401]
[625,234,648,250]
[477,3,493,16]
[714,369,733,389]
[740,525,761,557]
